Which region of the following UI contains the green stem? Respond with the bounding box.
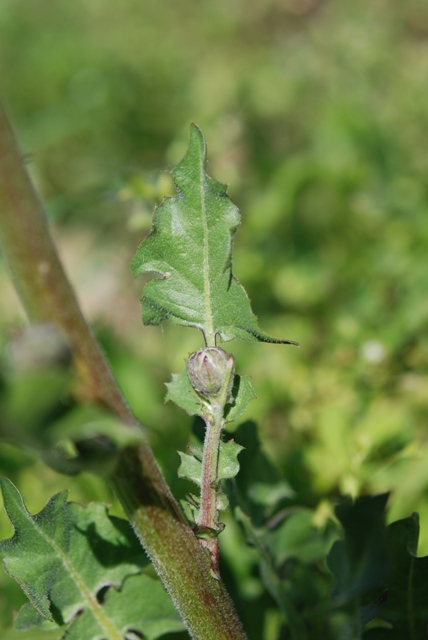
[197,357,234,574]
[0,99,247,640]
[197,405,223,571]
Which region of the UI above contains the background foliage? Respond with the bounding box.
[1,0,428,638]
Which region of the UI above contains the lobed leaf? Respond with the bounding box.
[224,376,256,423]
[363,514,428,638]
[165,365,255,423]
[55,574,185,640]
[327,493,391,605]
[131,123,299,347]
[178,439,243,503]
[266,509,333,566]
[325,493,394,635]
[228,421,296,526]
[217,440,244,480]
[177,450,202,487]
[0,478,183,640]
[165,367,208,419]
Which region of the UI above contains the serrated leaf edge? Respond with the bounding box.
[0,478,129,640]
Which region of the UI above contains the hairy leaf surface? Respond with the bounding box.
[131,123,298,347]
[0,478,183,640]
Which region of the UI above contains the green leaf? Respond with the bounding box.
[166,366,255,424]
[363,514,428,639]
[0,359,144,476]
[0,478,183,640]
[57,574,185,640]
[177,450,202,487]
[1,623,63,640]
[327,494,391,605]
[131,123,299,347]
[178,439,243,505]
[228,421,295,526]
[48,405,144,450]
[320,494,396,640]
[46,404,145,475]
[234,507,308,640]
[165,367,207,418]
[248,480,294,508]
[217,440,244,480]
[15,575,185,640]
[224,376,256,423]
[179,496,200,525]
[266,509,333,566]
[14,603,56,631]
[0,481,69,620]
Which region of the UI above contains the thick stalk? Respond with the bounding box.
[0,99,247,640]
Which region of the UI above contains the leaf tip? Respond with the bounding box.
[0,477,24,512]
[187,122,207,163]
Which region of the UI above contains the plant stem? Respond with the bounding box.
[197,357,234,574]
[0,99,247,640]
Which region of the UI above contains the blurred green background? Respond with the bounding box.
[1,0,428,636]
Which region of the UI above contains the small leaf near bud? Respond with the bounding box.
[187,348,234,398]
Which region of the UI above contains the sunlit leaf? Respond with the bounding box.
[165,367,207,418]
[178,439,243,510]
[224,376,256,423]
[177,450,202,487]
[217,440,244,480]
[56,574,185,640]
[131,123,298,347]
[0,478,183,639]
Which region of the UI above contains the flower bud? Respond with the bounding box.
[187,348,234,398]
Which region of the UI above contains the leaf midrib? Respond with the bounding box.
[200,171,215,346]
[28,508,123,640]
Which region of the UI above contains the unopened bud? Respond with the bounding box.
[187,348,234,398]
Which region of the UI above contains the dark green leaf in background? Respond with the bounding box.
[327,494,391,603]
[234,506,308,640]
[326,494,392,634]
[363,514,428,639]
[0,325,144,476]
